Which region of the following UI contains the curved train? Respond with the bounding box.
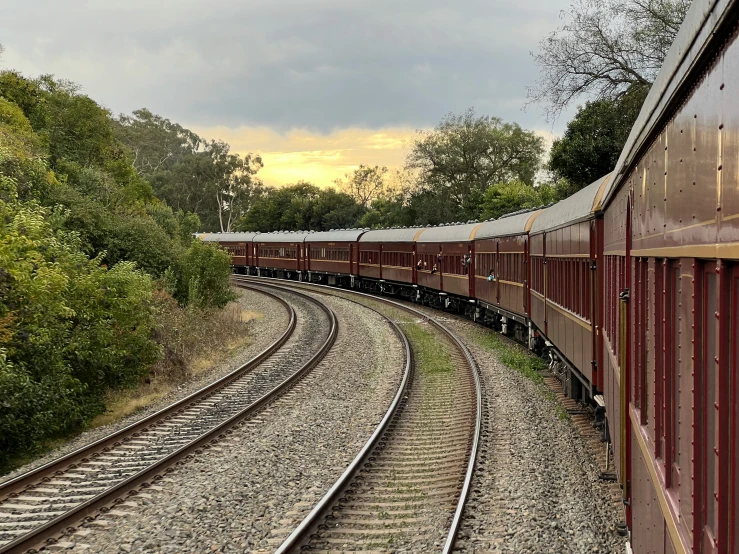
[201,2,739,552]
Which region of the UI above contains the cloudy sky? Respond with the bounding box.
[0,0,574,187]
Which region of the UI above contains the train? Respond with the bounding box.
[199,2,739,552]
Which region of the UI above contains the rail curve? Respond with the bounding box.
[235,276,482,553]
[0,285,337,554]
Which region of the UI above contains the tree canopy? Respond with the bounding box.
[114,109,263,232]
[548,85,647,189]
[406,109,545,221]
[335,165,390,208]
[236,182,366,232]
[528,0,690,118]
[0,70,236,467]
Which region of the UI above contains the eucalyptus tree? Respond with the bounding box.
[406,109,544,221]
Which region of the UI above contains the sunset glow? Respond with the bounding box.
[192,125,420,188]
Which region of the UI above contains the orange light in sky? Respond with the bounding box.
[191,125,419,188]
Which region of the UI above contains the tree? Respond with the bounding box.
[358,194,416,229]
[406,109,544,221]
[336,165,389,208]
[529,0,690,117]
[204,141,263,233]
[236,182,365,232]
[548,85,646,189]
[114,109,263,231]
[480,181,545,220]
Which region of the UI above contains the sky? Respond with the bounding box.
[0,0,574,188]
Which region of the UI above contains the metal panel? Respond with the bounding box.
[199,232,259,242]
[475,210,541,239]
[604,0,739,208]
[254,231,310,243]
[531,175,610,233]
[416,222,482,243]
[631,433,669,553]
[360,228,427,242]
[306,229,368,242]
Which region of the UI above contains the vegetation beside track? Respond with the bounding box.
[471,329,569,420]
[0,72,241,472]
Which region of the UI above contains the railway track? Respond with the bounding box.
[0,285,337,554]
[234,277,481,554]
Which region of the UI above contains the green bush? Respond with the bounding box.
[0,184,160,467]
[174,241,235,309]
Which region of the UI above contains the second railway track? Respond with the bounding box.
[235,277,482,554]
[0,285,337,554]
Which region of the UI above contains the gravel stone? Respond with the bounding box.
[409,310,626,554]
[63,292,404,553]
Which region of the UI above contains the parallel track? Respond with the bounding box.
[0,285,337,554]
[235,277,482,554]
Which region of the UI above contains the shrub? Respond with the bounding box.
[174,240,235,309]
[0,185,160,467]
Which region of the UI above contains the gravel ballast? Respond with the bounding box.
[409,312,626,554]
[0,287,288,485]
[62,291,405,553]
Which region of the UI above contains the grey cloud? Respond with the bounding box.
[0,0,573,133]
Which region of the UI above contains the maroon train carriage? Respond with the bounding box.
[199,232,257,270]
[598,1,739,550]
[252,231,309,279]
[305,229,367,286]
[529,174,611,401]
[472,210,542,343]
[415,222,483,310]
[358,227,426,297]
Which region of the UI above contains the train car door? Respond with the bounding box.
[620,194,633,526]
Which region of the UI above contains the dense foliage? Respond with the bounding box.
[548,85,648,191]
[114,109,263,232]
[0,71,235,468]
[238,182,366,232]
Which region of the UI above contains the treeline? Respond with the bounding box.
[0,71,236,468]
[234,110,567,233]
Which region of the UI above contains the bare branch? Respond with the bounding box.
[527,0,689,119]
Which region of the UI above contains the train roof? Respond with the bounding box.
[530,174,611,234]
[603,0,734,208]
[253,231,310,243]
[415,222,484,243]
[305,229,368,242]
[475,210,543,239]
[199,232,258,242]
[359,227,427,243]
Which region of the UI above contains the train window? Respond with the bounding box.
[702,264,719,545]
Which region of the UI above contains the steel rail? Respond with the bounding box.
[0,286,293,504]
[273,296,414,554]
[0,285,338,554]
[236,276,482,554]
